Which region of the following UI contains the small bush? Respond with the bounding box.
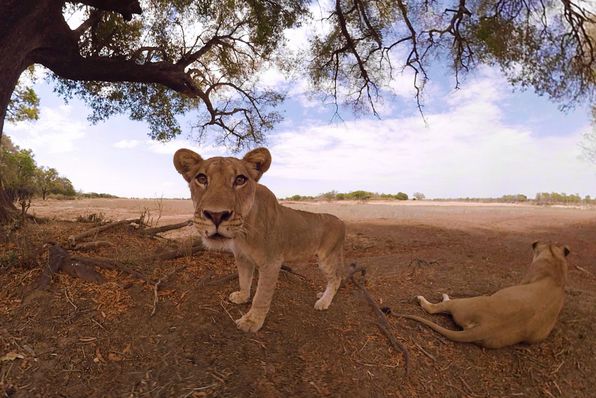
[347,190,372,201]
[395,192,409,200]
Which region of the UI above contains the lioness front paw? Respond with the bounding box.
[235,310,266,333]
[315,297,331,311]
[228,291,250,304]
[314,294,332,310]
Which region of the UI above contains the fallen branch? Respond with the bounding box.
[29,243,106,293]
[280,265,307,281]
[74,240,114,251]
[142,242,204,262]
[200,264,306,287]
[151,279,162,317]
[68,218,141,247]
[142,219,193,236]
[347,263,410,374]
[71,254,150,283]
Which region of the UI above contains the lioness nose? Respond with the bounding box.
[203,210,233,227]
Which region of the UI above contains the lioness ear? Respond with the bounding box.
[531,241,539,250]
[563,246,570,257]
[173,149,203,182]
[243,147,271,181]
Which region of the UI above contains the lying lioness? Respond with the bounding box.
[173,147,345,332]
[399,242,570,348]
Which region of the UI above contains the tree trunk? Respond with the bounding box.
[0,180,17,224]
[0,0,56,224]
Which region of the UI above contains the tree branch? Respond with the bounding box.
[69,0,142,21]
[33,49,200,97]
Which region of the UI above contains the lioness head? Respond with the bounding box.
[173,147,271,249]
[530,241,571,284]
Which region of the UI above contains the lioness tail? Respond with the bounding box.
[396,314,486,343]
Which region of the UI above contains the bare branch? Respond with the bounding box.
[69,0,142,21]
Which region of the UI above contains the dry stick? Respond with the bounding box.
[71,255,150,283]
[201,265,306,287]
[74,241,114,251]
[151,279,162,317]
[142,220,193,236]
[68,218,141,247]
[280,265,307,281]
[28,243,105,295]
[143,243,204,262]
[574,265,594,277]
[347,263,410,374]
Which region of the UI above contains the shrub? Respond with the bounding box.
[395,192,408,200]
[347,190,372,201]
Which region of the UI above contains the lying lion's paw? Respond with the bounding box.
[416,295,429,305]
[235,310,265,333]
[228,291,250,304]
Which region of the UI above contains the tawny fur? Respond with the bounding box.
[173,147,345,332]
[400,242,570,348]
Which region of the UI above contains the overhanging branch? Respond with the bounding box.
[69,0,142,21]
[33,49,199,96]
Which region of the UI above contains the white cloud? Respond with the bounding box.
[8,104,86,153]
[266,72,596,198]
[145,139,227,158]
[113,139,140,149]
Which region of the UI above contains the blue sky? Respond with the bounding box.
[5,63,595,200]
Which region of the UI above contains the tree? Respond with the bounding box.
[413,192,426,201]
[0,145,37,217]
[309,0,594,114]
[51,176,77,197]
[580,106,596,164]
[395,192,408,201]
[0,0,594,223]
[36,167,60,200]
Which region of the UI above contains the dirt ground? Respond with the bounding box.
[1,198,595,397]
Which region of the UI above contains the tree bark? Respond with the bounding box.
[0,0,60,223]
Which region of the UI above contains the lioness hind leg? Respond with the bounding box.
[314,250,343,310]
[417,295,452,314]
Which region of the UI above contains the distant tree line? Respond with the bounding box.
[434,193,594,205]
[285,190,413,202]
[284,191,595,205]
[1,135,78,216]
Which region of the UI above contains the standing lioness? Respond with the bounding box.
[174,147,345,332]
[400,242,570,348]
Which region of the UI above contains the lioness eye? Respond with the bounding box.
[196,173,208,185]
[234,175,248,186]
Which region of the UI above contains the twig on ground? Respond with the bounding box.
[73,241,114,251]
[574,265,594,277]
[347,263,410,374]
[151,279,162,317]
[30,243,106,293]
[64,288,78,311]
[142,243,204,262]
[68,218,140,247]
[413,342,436,362]
[71,255,150,283]
[280,264,307,281]
[142,220,193,236]
[201,264,306,287]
